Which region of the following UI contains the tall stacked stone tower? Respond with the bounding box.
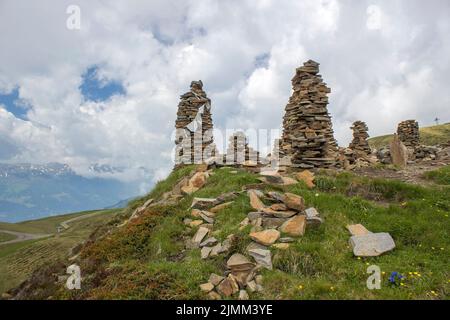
[397,120,420,148]
[174,80,215,164]
[281,60,338,169]
[349,121,371,157]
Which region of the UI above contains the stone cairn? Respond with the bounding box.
[397,120,420,148]
[175,81,215,165]
[280,60,338,169]
[349,121,371,158]
[225,132,260,165]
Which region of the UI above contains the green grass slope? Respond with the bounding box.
[0,209,120,294]
[368,122,450,149]
[14,165,449,300]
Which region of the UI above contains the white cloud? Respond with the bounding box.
[0,0,449,190]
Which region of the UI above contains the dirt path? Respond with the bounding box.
[0,230,52,246]
[59,210,108,230]
[353,159,449,185]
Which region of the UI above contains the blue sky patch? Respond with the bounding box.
[0,87,29,120]
[80,66,126,102]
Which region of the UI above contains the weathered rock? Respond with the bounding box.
[209,243,222,256]
[270,203,288,211]
[210,201,234,213]
[248,248,273,270]
[247,212,263,221]
[227,254,254,271]
[390,134,408,168]
[239,290,249,300]
[209,273,225,286]
[199,212,215,224]
[191,209,202,218]
[201,246,212,259]
[255,275,263,285]
[281,176,298,185]
[250,229,280,246]
[248,189,265,211]
[267,191,284,202]
[272,243,290,250]
[200,237,218,247]
[200,282,214,292]
[246,280,257,293]
[261,217,287,228]
[346,224,371,236]
[279,237,295,243]
[282,193,305,211]
[239,217,250,230]
[280,215,306,236]
[349,232,396,257]
[191,197,218,210]
[188,220,204,228]
[192,226,209,244]
[246,241,268,252]
[296,170,315,188]
[208,291,222,300]
[305,207,319,218]
[217,274,239,297]
[262,207,297,218]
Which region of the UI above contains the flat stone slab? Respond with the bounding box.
[347,224,371,236]
[349,232,396,257]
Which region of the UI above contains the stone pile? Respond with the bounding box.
[349,121,371,158]
[397,120,420,148]
[242,189,323,240]
[175,80,215,165]
[280,60,338,169]
[225,131,260,165]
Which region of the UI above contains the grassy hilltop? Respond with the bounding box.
[6,164,449,300]
[368,122,450,149]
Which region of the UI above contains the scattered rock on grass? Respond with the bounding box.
[239,290,249,300]
[349,232,396,257]
[282,193,305,211]
[192,226,209,245]
[346,224,371,236]
[280,215,306,237]
[248,248,273,270]
[199,282,214,292]
[250,229,280,246]
[248,189,265,211]
[209,273,225,286]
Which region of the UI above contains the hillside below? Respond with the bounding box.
[368,122,450,149]
[6,162,449,300]
[0,209,120,294]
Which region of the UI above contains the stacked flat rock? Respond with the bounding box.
[225,132,260,165]
[280,60,338,169]
[349,121,371,157]
[175,81,215,164]
[397,120,419,148]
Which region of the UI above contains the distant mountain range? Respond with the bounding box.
[0,163,143,222]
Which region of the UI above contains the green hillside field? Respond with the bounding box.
[0,209,121,294]
[10,164,449,300]
[368,122,450,149]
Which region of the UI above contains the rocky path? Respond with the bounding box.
[354,159,449,185]
[0,230,52,246]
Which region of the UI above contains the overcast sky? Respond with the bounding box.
[0,0,449,189]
